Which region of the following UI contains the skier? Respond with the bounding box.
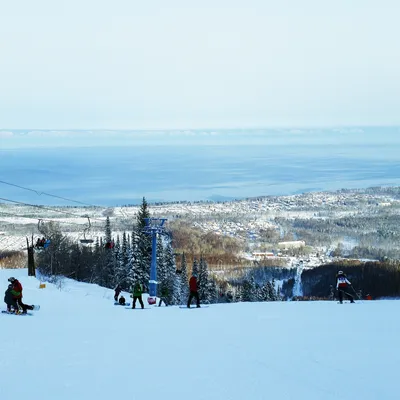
[4,284,18,313]
[158,285,169,307]
[336,271,355,304]
[187,273,200,308]
[8,277,34,314]
[118,295,126,305]
[114,285,122,302]
[131,282,144,309]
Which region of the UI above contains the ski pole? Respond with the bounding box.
[338,289,354,298]
[350,285,362,301]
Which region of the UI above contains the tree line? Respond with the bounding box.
[34,198,278,305]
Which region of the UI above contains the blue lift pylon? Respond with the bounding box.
[143,217,167,304]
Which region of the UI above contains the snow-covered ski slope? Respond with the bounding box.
[0,269,398,400]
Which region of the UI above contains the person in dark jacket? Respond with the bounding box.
[158,285,169,307]
[4,284,18,313]
[8,277,34,314]
[131,282,144,309]
[114,285,122,302]
[118,295,126,305]
[187,273,200,308]
[336,271,355,304]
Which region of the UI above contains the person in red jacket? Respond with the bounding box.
[8,277,34,314]
[187,273,201,308]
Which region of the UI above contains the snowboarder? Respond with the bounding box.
[118,295,126,305]
[158,285,169,307]
[131,282,144,309]
[187,273,200,308]
[4,284,18,313]
[336,271,355,304]
[114,285,122,302]
[8,277,34,314]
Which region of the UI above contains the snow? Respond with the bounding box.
[0,268,398,400]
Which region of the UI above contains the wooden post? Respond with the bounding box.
[27,237,36,277]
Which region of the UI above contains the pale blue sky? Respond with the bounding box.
[1,0,399,129]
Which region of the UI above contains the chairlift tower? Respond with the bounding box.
[143,217,167,303]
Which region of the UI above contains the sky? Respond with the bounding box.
[1,0,399,129]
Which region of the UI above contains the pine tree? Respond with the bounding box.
[164,240,178,305]
[105,216,112,244]
[207,278,219,304]
[241,277,256,302]
[103,216,116,288]
[179,253,189,305]
[121,232,129,277]
[128,230,140,289]
[266,280,277,301]
[198,256,210,303]
[270,278,278,301]
[132,197,152,288]
[126,237,137,289]
[119,232,130,290]
[93,236,103,285]
[114,235,126,287]
[157,238,167,299]
[192,258,199,277]
[254,284,263,302]
[260,281,271,301]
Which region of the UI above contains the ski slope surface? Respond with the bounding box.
[0,268,398,400]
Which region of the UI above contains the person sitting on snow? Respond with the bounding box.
[118,295,126,305]
[8,277,34,314]
[4,284,18,313]
[336,271,355,304]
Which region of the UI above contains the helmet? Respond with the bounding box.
[8,277,16,283]
[338,271,344,275]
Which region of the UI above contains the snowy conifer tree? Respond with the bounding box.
[192,257,199,277]
[207,278,219,304]
[259,281,271,301]
[179,253,189,305]
[270,278,278,301]
[164,240,178,305]
[126,235,137,290]
[156,238,167,298]
[103,216,116,288]
[115,235,128,288]
[128,230,140,289]
[121,232,129,274]
[266,280,277,301]
[131,197,152,288]
[198,256,213,303]
[241,276,256,302]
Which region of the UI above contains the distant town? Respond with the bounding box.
[1,186,400,271]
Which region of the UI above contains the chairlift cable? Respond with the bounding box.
[0,179,102,208]
[0,180,135,226]
[0,210,103,231]
[0,197,105,222]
